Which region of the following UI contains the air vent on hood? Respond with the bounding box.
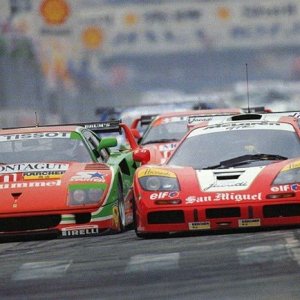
[85,163,110,170]
[216,174,241,180]
[231,114,262,121]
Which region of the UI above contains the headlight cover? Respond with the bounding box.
[139,176,179,191]
[137,168,180,191]
[68,183,105,206]
[272,167,300,185]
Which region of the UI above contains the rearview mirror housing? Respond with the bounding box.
[133,148,150,164]
[97,137,118,151]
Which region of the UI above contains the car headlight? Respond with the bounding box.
[139,176,179,191]
[68,184,105,206]
[272,167,300,185]
[137,168,180,191]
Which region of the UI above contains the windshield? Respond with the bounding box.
[0,132,92,164]
[140,118,188,145]
[168,127,300,169]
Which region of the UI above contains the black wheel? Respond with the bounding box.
[132,198,141,236]
[116,180,126,233]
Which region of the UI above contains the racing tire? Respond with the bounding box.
[116,180,126,233]
[132,198,141,237]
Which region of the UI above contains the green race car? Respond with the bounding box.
[0,120,149,239]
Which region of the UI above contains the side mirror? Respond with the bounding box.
[97,137,118,151]
[133,148,150,165]
[131,128,141,139]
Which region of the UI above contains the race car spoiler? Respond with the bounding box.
[82,120,122,133]
[3,120,123,134]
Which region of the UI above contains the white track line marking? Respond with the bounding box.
[285,232,300,266]
[237,244,287,265]
[12,260,72,281]
[126,253,180,273]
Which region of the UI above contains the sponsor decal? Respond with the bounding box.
[197,121,282,134]
[242,4,296,18]
[282,161,300,171]
[188,116,214,125]
[61,225,99,237]
[70,172,107,182]
[0,173,21,182]
[188,115,237,126]
[197,167,264,192]
[238,219,261,228]
[161,116,187,124]
[185,192,262,204]
[0,180,61,189]
[150,191,179,200]
[291,184,299,191]
[138,168,176,178]
[186,195,212,204]
[23,171,65,180]
[203,181,248,191]
[158,143,177,151]
[188,221,210,230]
[0,163,69,174]
[271,184,300,192]
[0,132,70,141]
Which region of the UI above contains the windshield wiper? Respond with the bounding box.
[203,153,287,169]
[141,138,179,145]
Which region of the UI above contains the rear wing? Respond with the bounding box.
[82,120,123,133]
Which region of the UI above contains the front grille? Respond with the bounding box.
[206,207,241,219]
[263,204,300,218]
[148,210,184,224]
[0,215,61,232]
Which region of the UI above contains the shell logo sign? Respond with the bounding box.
[81,27,104,50]
[39,0,70,25]
[217,7,231,20]
[123,13,139,26]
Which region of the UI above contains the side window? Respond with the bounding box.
[99,147,110,162]
[82,130,103,162]
[82,130,112,163]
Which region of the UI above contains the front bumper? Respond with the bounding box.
[136,201,300,233]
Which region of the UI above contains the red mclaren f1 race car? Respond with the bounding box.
[0,120,149,240]
[133,111,300,238]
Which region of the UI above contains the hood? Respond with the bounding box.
[196,166,265,192]
[0,162,112,215]
[169,160,295,204]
